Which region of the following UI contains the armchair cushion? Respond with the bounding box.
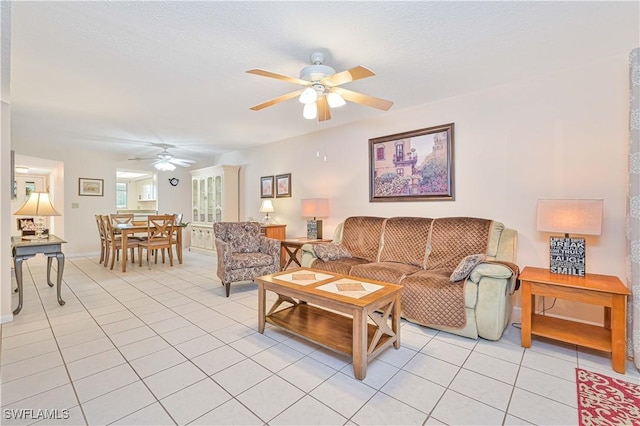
[217,222,261,253]
[230,252,274,269]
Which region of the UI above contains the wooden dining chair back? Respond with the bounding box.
[102,215,139,270]
[95,214,107,264]
[138,215,175,269]
[109,214,134,226]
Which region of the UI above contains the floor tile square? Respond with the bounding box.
[212,358,272,396]
[130,347,187,378]
[270,394,347,425]
[310,371,376,418]
[351,391,428,425]
[237,375,305,422]
[143,361,207,399]
[160,378,231,424]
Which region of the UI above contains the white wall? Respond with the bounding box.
[219,54,630,323]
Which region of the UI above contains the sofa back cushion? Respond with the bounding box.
[426,217,493,270]
[213,221,261,253]
[378,217,433,267]
[339,216,386,262]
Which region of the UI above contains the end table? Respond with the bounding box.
[281,237,332,270]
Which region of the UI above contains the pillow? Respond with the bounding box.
[450,254,486,282]
[314,243,352,262]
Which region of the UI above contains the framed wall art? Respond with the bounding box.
[78,178,104,197]
[369,123,455,202]
[275,173,292,198]
[260,175,274,198]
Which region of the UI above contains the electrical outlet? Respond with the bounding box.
[71,203,79,209]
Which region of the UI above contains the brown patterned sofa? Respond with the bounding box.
[301,216,519,340]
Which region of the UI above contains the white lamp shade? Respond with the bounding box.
[259,199,275,213]
[326,92,346,108]
[303,102,317,120]
[155,162,176,171]
[301,198,329,218]
[14,192,61,216]
[536,199,603,236]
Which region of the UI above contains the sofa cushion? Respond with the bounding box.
[313,243,351,262]
[339,216,386,262]
[378,217,433,267]
[426,217,493,270]
[400,270,467,328]
[350,262,421,284]
[310,257,370,275]
[450,254,486,282]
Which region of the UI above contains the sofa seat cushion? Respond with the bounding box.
[310,257,370,275]
[350,262,421,284]
[229,252,274,269]
[340,216,386,262]
[379,217,433,267]
[400,270,467,329]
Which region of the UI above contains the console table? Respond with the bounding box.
[520,266,629,373]
[11,235,67,315]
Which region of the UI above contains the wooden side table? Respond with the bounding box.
[520,266,630,373]
[260,224,286,265]
[281,237,332,270]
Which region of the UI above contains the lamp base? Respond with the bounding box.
[306,219,323,240]
[549,236,586,277]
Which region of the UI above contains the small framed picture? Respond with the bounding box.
[78,178,104,197]
[276,173,292,198]
[260,176,274,198]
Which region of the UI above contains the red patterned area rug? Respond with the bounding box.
[576,368,640,425]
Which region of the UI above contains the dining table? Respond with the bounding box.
[116,223,183,272]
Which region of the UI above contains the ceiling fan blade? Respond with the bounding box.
[250,89,304,111]
[323,66,375,87]
[128,157,155,161]
[317,96,331,122]
[331,87,393,111]
[169,158,195,167]
[246,69,310,86]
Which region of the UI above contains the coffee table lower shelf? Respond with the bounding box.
[266,304,394,357]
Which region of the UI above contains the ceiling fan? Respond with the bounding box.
[247,52,393,121]
[129,146,195,171]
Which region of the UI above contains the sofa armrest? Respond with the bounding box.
[259,236,281,266]
[301,243,319,267]
[469,262,519,294]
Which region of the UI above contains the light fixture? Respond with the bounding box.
[259,199,275,224]
[326,92,346,108]
[154,161,176,172]
[536,199,603,276]
[303,102,317,120]
[299,87,318,104]
[301,198,329,239]
[14,192,61,240]
[15,166,29,174]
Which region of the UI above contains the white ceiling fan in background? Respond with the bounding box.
[128,145,196,171]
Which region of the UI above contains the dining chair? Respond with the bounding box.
[95,214,107,264]
[102,215,140,270]
[109,213,134,226]
[138,215,175,269]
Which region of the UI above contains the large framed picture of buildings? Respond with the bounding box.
[369,123,455,202]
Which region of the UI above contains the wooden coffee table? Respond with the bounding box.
[256,267,402,380]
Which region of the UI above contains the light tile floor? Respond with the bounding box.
[1,251,638,425]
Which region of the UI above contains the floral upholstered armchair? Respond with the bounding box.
[213,222,281,297]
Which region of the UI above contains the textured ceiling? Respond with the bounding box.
[7,1,639,165]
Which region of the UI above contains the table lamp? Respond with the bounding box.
[259,199,275,224]
[536,199,603,277]
[14,192,61,240]
[301,198,329,239]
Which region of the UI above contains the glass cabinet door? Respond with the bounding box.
[192,179,199,222]
[215,176,222,222]
[206,176,214,222]
[198,177,206,222]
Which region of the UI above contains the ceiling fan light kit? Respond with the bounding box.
[129,145,195,171]
[155,162,176,172]
[247,52,393,122]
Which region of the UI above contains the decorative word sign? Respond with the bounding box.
[549,237,586,277]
